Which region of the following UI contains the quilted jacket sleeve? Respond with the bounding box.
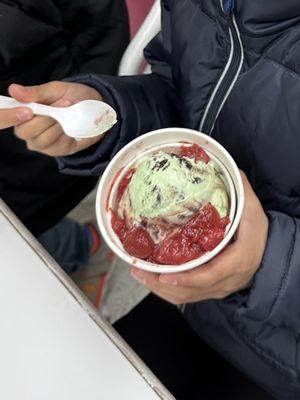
[57,1,179,175]
[236,210,300,334]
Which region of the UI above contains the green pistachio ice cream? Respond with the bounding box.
[118,150,229,242]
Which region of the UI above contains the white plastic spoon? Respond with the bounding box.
[0,95,117,139]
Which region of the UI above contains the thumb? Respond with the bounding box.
[8,82,68,105]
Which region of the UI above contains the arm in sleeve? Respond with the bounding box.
[57,1,180,176]
[235,210,300,333]
[217,210,300,380]
[56,0,130,75]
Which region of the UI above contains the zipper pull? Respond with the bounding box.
[223,0,235,13]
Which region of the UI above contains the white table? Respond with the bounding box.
[0,200,174,400]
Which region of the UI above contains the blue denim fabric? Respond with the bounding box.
[38,218,90,274]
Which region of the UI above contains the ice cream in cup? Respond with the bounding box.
[96,128,244,273]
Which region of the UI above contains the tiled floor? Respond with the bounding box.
[68,188,149,324]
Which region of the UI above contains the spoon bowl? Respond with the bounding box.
[52,100,118,139]
[0,95,117,139]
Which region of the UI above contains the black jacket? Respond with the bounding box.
[59,0,300,398]
[0,0,129,235]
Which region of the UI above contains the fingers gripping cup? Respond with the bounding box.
[96,128,244,273]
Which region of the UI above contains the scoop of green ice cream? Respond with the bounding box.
[127,151,229,221]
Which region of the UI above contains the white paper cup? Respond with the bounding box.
[96,128,244,273]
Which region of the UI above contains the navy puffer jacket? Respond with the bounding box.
[59,1,300,398]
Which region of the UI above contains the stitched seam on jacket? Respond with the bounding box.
[282,32,300,65]
[296,335,300,382]
[236,21,300,39]
[228,315,297,378]
[243,47,300,79]
[267,218,297,318]
[245,219,296,374]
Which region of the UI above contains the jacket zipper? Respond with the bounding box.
[199,0,244,135]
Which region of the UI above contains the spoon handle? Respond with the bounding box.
[0,95,59,120]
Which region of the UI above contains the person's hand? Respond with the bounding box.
[131,172,269,305]
[1,82,104,156]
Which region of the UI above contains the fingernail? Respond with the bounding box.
[159,276,178,285]
[16,109,32,121]
[131,269,147,285]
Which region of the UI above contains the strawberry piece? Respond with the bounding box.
[111,211,127,241]
[153,234,203,265]
[123,227,155,259]
[179,144,210,163]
